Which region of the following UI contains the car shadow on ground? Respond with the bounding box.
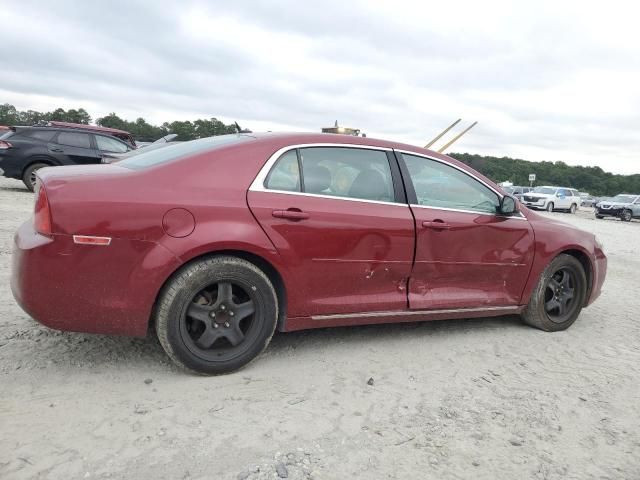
[6,314,526,374]
[0,185,30,193]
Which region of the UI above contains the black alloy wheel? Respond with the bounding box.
[155,256,278,375]
[181,281,257,361]
[621,209,632,222]
[522,253,587,332]
[543,267,578,324]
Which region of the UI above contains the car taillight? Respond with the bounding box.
[0,140,12,149]
[34,183,52,235]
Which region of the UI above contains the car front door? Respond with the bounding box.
[397,150,535,310]
[53,131,100,165]
[247,145,415,318]
[556,188,571,209]
[632,196,640,217]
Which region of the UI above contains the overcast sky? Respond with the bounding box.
[1,0,638,174]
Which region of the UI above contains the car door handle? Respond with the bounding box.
[422,220,451,230]
[48,146,63,152]
[272,209,309,220]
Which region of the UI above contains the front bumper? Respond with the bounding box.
[587,246,607,306]
[596,207,623,217]
[11,220,181,337]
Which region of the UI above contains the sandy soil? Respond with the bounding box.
[0,176,638,480]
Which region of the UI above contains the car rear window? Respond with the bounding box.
[118,134,254,170]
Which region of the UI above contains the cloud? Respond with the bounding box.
[1,0,639,173]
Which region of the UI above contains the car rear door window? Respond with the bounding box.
[25,130,57,141]
[56,132,91,149]
[264,150,300,192]
[401,153,499,214]
[95,135,129,153]
[299,147,394,202]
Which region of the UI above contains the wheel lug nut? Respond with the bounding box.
[224,322,230,328]
[210,312,216,318]
[213,323,219,328]
[229,311,235,317]
[220,305,226,311]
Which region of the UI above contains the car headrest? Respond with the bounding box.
[304,165,331,194]
[349,169,388,201]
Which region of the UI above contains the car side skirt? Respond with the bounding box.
[283,305,524,331]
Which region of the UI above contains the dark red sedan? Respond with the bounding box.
[11,133,607,374]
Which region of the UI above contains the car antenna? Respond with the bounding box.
[235,122,252,134]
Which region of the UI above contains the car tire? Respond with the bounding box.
[569,203,577,214]
[521,254,587,332]
[22,162,49,192]
[621,209,632,222]
[155,255,278,375]
[546,202,554,212]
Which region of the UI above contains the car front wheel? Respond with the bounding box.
[546,202,554,212]
[621,209,632,222]
[569,203,577,214]
[522,254,587,332]
[155,256,278,375]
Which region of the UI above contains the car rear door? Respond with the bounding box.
[247,145,415,318]
[53,131,101,165]
[397,150,534,310]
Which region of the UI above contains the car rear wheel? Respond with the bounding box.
[22,162,49,192]
[621,209,632,222]
[522,254,587,332]
[595,214,604,219]
[155,256,278,375]
[546,202,554,212]
[569,203,577,214]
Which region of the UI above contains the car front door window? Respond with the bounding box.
[401,153,499,214]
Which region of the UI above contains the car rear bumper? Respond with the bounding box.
[11,220,181,337]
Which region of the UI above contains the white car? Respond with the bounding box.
[521,186,581,213]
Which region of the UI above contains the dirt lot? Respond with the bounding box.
[0,176,638,480]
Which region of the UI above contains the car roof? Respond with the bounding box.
[46,121,131,136]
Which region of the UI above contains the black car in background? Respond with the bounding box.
[0,126,132,190]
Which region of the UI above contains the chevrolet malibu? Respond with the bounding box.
[11,133,607,374]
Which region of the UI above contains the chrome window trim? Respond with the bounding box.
[409,203,528,220]
[250,188,407,207]
[249,143,399,206]
[395,149,526,219]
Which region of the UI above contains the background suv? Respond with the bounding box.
[595,194,640,221]
[0,126,132,190]
[522,186,581,213]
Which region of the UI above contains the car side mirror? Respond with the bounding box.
[499,195,518,215]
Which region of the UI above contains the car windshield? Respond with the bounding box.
[0,130,12,139]
[533,187,556,194]
[611,195,636,203]
[118,134,254,170]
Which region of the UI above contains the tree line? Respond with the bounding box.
[449,153,639,196]
[0,103,238,142]
[1,103,637,195]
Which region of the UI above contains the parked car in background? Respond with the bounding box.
[595,194,640,221]
[522,186,581,213]
[11,133,607,374]
[0,125,132,190]
[45,121,136,148]
[503,185,532,200]
[580,195,599,207]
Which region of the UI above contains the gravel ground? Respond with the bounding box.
[0,176,638,480]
